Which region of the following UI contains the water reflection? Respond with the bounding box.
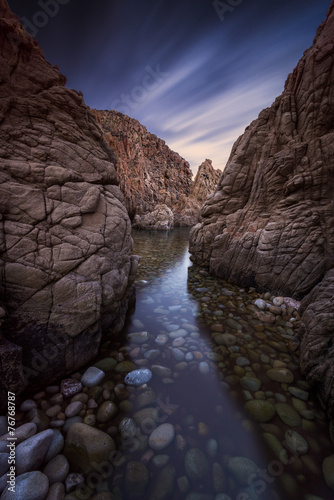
[94,228,333,500]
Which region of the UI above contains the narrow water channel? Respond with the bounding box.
[90,228,334,500]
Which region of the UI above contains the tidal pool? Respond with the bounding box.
[89,228,334,500]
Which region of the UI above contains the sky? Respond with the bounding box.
[8,0,331,174]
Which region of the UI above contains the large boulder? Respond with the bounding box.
[0,0,138,408]
[134,204,174,231]
[190,2,334,299]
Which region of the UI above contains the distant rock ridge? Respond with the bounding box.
[91,109,222,228]
[0,0,137,407]
[90,109,193,220]
[190,2,334,411]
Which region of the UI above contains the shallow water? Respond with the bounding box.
[90,228,334,500]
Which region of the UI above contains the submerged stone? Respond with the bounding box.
[125,368,153,386]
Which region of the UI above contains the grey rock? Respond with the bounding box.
[124,368,153,386]
[0,471,49,500]
[43,454,70,485]
[16,429,54,475]
[81,367,105,387]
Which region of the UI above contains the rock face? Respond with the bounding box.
[0,0,137,407]
[91,110,222,228]
[90,109,193,220]
[190,2,334,299]
[191,159,222,204]
[297,270,334,412]
[134,204,174,231]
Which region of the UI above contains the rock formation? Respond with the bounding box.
[0,0,138,407]
[191,159,222,204]
[91,110,222,228]
[190,2,334,299]
[134,204,174,231]
[90,109,193,220]
[190,1,334,410]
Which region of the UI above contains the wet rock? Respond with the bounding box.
[254,299,267,311]
[133,408,159,430]
[0,423,37,445]
[244,400,275,423]
[322,454,334,490]
[26,408,50,432]
[16,429,54,475]
[19,400,37,412]
[199,362,210,375]
[288,386,309,401]
[94,358,117,372]
[43,454,69,485]
[267,368,294,383]
[45,482,66,500]
[65,472,85,493]
[212,462,226,492]
[185,447,210,483]
[0,471,49,500]
[151,365,172,378]
[45,430,64,462]
[125,461,149,497]
[81,367,105,387]
[65,401,83,418]
[127,331,151,344]
[60,379,83,399]
[149,464,175,500]
[64,423,115,474]
[284,430,308,456]
[125,368,153,386]
[240,374,262,392]
[114,361,137,373]
[149,423,175,451]
[0,454,9,477]
[119,418,137,440]
[227,456,258,486]
[96,401,118,423]
[275,404,301,427]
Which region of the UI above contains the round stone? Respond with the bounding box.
[284,430,308,456]
[199,362,210,375]
[80,367,105,387]
[60,378,82,398]
[127,331,150,344]
[43,454,69,485]
[254,299,267,310]
[125,461,149,496]
[322,455,334,490]
[244,400,275,423]
[114,361,137,373]
[267,368,294,383]
[275,403,301,427]
[227,456,258,486]
[119,418,137,440]
[65,401,83,418]
[96,401,118,422]
[124,368,152,386]
[149,423,175,451]
[240,374,262,392]
[185,447,210,483]
[0,471,49,500]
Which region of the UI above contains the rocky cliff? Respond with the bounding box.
[0,0,138,406]
[90,109,193,220]
[190,2,334,409]
[191,159,222,204]
[190,3,334,298]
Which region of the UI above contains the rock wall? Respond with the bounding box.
[90,109,193,220]
[191,159,222,204]
[0,0,138,406]
[190,2,334,299]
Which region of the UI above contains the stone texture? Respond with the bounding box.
[191,159,222,204]
[91,109,193,220]
[189,3,334,299]
[134,204,174,231]
[297,269,334,412]
[0,0,138,409]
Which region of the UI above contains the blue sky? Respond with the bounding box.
[8,0,331,173]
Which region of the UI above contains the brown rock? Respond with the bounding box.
[0,0,138,409]
[90,109,193,221]
[190,3,334,298]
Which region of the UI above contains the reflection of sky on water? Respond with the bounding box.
[128,228,287,499]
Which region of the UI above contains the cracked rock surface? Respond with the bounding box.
[0,0,137,406]
[190,2,334,299]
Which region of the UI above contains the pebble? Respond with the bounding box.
[267,368,294,383]
[150,464,176,500]
[254,299,267,311]
[244,400,275,423]
[236,356,250,367]
[227,456,258,486]
[45,430,64,462]
[16,429,54,475]
[0,423,37,445]
[199,362,210,375]
[64,423,115,474]
[288,386,309,401]
[96,401,118,422]
[124,368,153,386]
[185,447,209,483]
[46,482,66,499]
[60,379,82,398]
[125,461,149,496]
[43,454,69,484]
[149,423,175,450]
[119,418,137,440]
[0,471,49,500]
[284,430,309,456]
[81,366,105,387]
[322,454,334,490]
[240,375,262,392]
[127,331,150,344]
[19,400,37,412]
[275,403,301,427]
